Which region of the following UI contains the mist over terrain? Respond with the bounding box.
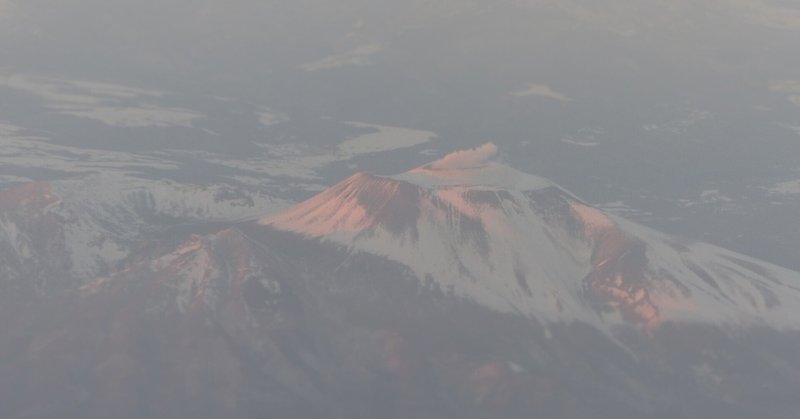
[1,1,800,418]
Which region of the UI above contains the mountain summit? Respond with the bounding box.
[262,144,800,332]
[393,142,557,190]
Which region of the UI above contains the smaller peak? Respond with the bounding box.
[338,171,403,190]
[341,171,397,184]
[426,143,498,170]
[393,144,554,191]
[345,171,373,181]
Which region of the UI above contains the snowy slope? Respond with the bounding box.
[261,144,800,331]
[0,173,287,293]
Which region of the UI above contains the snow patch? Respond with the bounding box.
[511,84,571,102]
[561,138,599,147]
[300,44,382,72]
[337,122,436,156]
[258,109,289,127]
[770,80,800,106]
[768,179,800,195]
[0,74,203,127]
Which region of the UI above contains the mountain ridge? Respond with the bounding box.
[260,145,800,333]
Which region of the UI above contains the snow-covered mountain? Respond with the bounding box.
[4,145,800,419]
[0,174,286,295]
[262,143,800,333]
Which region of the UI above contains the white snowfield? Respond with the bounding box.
[0,174,287,284]
[262,144,800,332]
